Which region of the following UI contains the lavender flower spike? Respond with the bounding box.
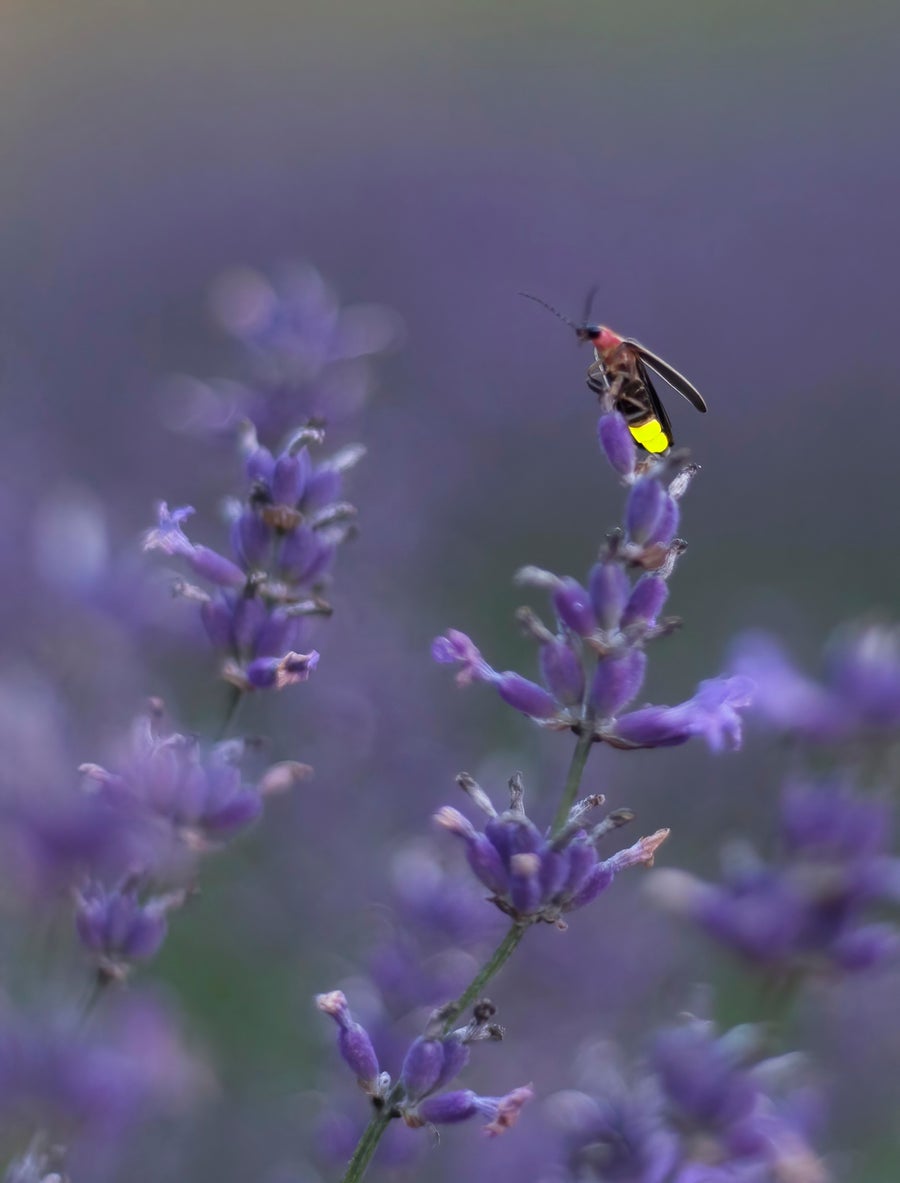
[316,990,384,1097]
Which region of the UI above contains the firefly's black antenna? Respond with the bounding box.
[518,292,578,331]
[581,284,599,326]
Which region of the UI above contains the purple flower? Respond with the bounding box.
[649,781,900,978]
[415,1084,534,1136]
[316,991,384,1097]
[81,706,275,851]
[436,772,668,926]
[557,1020,826,1183]
[226,648,320,692]
[75,874,188,980]
[597,411,637,480]
[0,994,208,1161]
[143,503,245,589]
[603,676,754,752]
[731,624,900,744]
[145,422,360,691]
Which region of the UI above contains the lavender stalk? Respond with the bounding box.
[322,382,752,1182]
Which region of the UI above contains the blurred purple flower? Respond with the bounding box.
[649,781,900,978]
[75,873,188,981]
[0,994,209,1163]
[731,624,900,744]
[80,703,292,852]
[556,1019,826,1182]
[436,771,668,927]
[602,676,755,752]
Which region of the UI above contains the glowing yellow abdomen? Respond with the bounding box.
[629,418,670,454]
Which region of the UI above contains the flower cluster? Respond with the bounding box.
[731,624,900,746]
[143,420,365,691]
[74,874,189,983]
[316,991,532,1137]
[650,780,900,980]
[554,1018,827,1183]
[0,995,207,1172]
[436,771,668,927]
[71,701,306,980]
[80,701,305,852]
[434,419,752,752]
[167,263,399,439]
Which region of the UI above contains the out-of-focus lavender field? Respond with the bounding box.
[3,2,900,1180]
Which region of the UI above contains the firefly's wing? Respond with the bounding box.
[626,340,707,413]
[634,358,674,450]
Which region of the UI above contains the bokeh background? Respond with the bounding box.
[4,1,900,1179]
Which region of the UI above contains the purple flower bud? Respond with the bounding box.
[316,991,381,1094]
[431,1035,470,1093]
[590,650,647,718]
[597,412,636,478]
[553,578,596,636]
[200,597,234,648]
[242,649,320,690]
[539,847,570,901]
[252,607,298,659]
[245,445,275,485]
[495,673,559,720]
[589,562,631,631]
[415,1089,480,1126]
[434,807,509,896]
[625,479,666,545]
[280,526,329,583]
[622,575,669,629]
[609,676,753,751]
[415,1085,533,1135]
[231,594,268,652]
[569,862,615,909]
[231,510,270,568]
[400,1037,445,1102]
[561,838,599,900]
[539,640,585,706]
[648,495,679,547]
[186,545,246,589]
[509,852,543,914]
[272,451,310,506]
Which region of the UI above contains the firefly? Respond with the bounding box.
[520,292,707,454]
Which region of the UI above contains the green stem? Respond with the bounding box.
[551,724,596,836]
[340,1100,397,1183]
[338,924,526,1183]
[338,725,598,1183]
[440,922,527,1033]
[218,684,245,740]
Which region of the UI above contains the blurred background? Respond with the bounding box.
[3,1,900,1179]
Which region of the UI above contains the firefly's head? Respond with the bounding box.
[575,324,602,345]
